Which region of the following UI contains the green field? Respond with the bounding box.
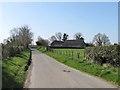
[53,49,85,60]
[1,50,30,88]
[38,47,119,86]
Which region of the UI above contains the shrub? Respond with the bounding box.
[85,45,120,67]
[2,45,24,59]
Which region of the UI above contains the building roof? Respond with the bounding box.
[62,39,86,47]
[51,39,86,48]
[51,41,63,46]
[64,39,85,44]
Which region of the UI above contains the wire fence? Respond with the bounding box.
[50,49,85,60]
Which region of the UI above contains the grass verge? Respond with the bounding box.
[38,48,119,86]
[1,50,30,88]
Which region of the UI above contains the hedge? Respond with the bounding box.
[85,45,120,67]
[2,45,24,59]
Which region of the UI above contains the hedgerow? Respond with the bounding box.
[85,45,120,67]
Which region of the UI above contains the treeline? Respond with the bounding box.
[49,32,112,46]
[36,32,113,47]
[1,25,33,59]
[36,32,84,47]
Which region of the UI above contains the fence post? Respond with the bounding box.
[77,52,80,60]
[72,51,73,59]
[69,50,70,57]
[84,51,85,58]
[66,50,67,56]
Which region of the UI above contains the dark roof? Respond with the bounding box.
[51,41,63,46]
[51,39,86,48]
[64,40,84,44]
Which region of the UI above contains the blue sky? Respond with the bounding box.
[0,2,118,44]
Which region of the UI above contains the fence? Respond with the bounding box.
[48,45,120,67]
[50,48,85,60]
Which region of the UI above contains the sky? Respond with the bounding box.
[0,2,118,44]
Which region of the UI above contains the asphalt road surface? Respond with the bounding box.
[26,49,116,88]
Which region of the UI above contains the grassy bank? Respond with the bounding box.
[2,50,30,88]
[37,47,119,86]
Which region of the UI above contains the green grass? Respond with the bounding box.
[37,46,46,53]
[53,49,85,59]
[38,47,119,86]
[1,50,30,88]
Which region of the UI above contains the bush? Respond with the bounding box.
[2,45,24,59]
[85,45,120,67]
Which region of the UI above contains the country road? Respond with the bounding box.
[25,49,116,88]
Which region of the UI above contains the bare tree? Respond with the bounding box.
[10,28,20,46]
[44,39,50,46]
[2,25,33,59]
[55,32,62,41]
[50,35,57,42]
[62,33,68,42]
[102,34,111,45]
[37,36,43,42]
[36,36,50,46]
[92,33,111,46]
[74,32,82,40]
[19,25,33,48]
[36,36,43,46]
[49,32,68,42]
[10,25,33,48]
